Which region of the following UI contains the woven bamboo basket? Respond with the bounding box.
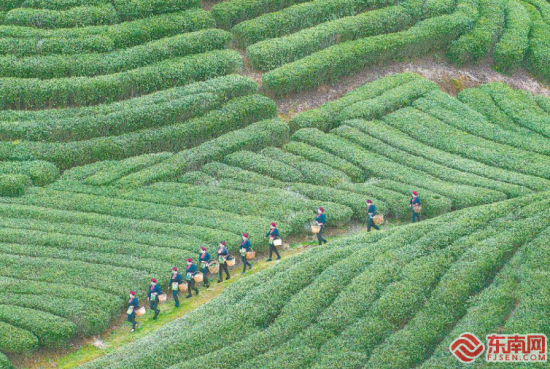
[373,214,385,225]
[226,256,236,266]
[179,283,188,292]
[245,251,256,260]
[208,261,219,274]
[193,273,203,283]
[158,293,167,303]
[311,225,321,234]
[135,306,146,316]
[413,205,422,213]
[273,238,283,247]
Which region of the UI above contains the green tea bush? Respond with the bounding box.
[492,0,531,73]
[113,0,201,20]
[246,5,412,71]
[0,321,38,354]
[0,29,231,78]
[0,160,58,186]
[21,0,110,10]
[0,49,242,109]
[4,4,120,28]
[0,352,13,368]
[0,174,30,197]
[0,9,214,56]
[225,150,305,182]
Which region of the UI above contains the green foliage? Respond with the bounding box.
[225,150,305,182]
[262,13,472,95]
[3,4,120,28]
[492,0,531,73]
[0,160,58,186]
[0,174,30,197]
[247,5,412,71]
[113,0,201,20]
[0,29,231,79]
[0,49,242,109]
[0,321,38,354]
[20,0,110,10]
[0,352,13,369]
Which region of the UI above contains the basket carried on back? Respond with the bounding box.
[373,214,384,225]
[245,251,256,260]
[135,306,146,316]
[413,205,421,214]
[193,273,203,283]
[226,255,236,266]
[208,261,219,274]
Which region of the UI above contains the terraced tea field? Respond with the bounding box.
[0,0,549,367]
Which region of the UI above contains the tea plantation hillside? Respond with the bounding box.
[78,191,550,368]
[0,0,549,366]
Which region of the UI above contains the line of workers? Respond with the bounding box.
[127,191,421,332]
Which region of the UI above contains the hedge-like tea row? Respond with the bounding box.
[4,4,120,28]
[414,89,550,155]
[225,150,305,183]
[0,174,30,197]
[291,128,506,209]
[492,0,531,72]
[289,72,423,132]
[0,9,214,56]
[78,192,550,369]
[0,29,231,78]
[0,321,37,354]
[233,0,356,48]
[262,12,473,95]
[446,0,504,65]
[524,15,550,84]
[116,118,287,187]
[0,352,13,368]
[0,160,58,186]
[0,49,242,109]
[344,118,549,192]
[211,0,311,29]
[384,107,550,180]
[0,94,274,169]
[20,0,110,10]
[113,0,201,21]
[0,74,256,122]
[246,5,413,71]
[0,75,254,143]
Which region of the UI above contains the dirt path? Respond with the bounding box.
[259,55,550,120]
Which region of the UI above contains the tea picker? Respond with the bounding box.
[169,267,184,307]
[410,191,421,223]
[185,259,199,298]
[199,246,211,288]
[127,291,139,332]
[265,222,281,261]
[315,207,327,245]
[366,200,381,232]
[239,233,253,274]
[147,278,162,320]
[217,241,231,283]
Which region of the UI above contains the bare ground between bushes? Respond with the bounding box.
[237,53,550,120]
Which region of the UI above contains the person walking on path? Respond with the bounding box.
[127,291,139,332]
[199,246,211,288]
[169,267,183,308]
[265,222,281,261]
[366,200,380,232]
[315,207,327,245]
[410,191,421,223]
[217,241,231,283]
[239,233,253,274]
[147,278,162,320]
[185,258,199,298]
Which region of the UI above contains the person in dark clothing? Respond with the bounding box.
[127,290,139,332]
[239,233,253,274]
[315,207,327,245]
[366,199,380,232]
[265,222,281,261]
[410,190,422,223]
[217,241,231,283]
[147,278,162,320]
[185,258,199,298]
[169,267,183,308]
[199,246,211,288]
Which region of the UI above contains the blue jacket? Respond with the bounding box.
[169,273,183,286]
[410,197,421,206]
[266,228,280,238]
[240,239,252,252]
[199,252,211,270]
[316,213,326,226]
[367,205,376,218]
[128,297,139,310]
[186,264,198,274]
[147,284,162,299]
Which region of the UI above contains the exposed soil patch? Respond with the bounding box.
[257,55,550,120]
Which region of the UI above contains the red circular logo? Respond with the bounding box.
[450,333,485,363]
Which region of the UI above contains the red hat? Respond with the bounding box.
[172,267,178,271]
[366,199,372,204]
[412,191,418,196]
[270,222,276,227]
[220,241,226,246]
[243,233,249,238]
[151,278,157,283]
[130,291,136,296]
[318,207,324,212]
[200,246,207,251]
[186,258,192,262]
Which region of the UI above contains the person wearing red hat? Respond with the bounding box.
[239,233,253,274]
[410,191,421,223]
[147,278,162,320]
[199,246,211,288]
[127,291,139,332]
[168,267,183,308]
[366,200,380,232]
[185,258,199,298]
[264,222,281,261]
[217,241,231,283]
[315,207,327,245]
